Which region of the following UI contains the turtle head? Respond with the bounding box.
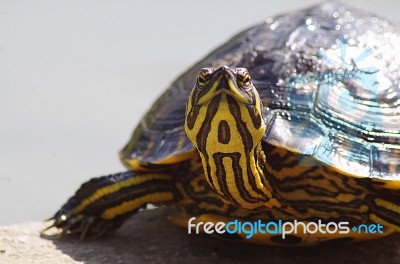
[185,66,268,204]
[185,66,265,150]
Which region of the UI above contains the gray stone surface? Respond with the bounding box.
[1,207,399,264]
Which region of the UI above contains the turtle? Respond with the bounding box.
[48,2,400,246]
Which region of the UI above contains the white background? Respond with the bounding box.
[0,0,399,225]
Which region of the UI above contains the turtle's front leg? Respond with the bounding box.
[46,171,177,239]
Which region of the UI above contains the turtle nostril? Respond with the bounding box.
[216,65,234,76]
[218,65,229,72]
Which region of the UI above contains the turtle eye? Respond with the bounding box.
[236,68,251,88]
[197,68,213,88]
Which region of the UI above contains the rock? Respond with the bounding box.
[1,208,399,264]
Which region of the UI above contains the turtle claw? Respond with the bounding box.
[43,211,115,240]
[42,173,137,240]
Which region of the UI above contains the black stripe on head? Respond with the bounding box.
[218,120,231,144]
[245,101,262,129]
[213,152,239,202]
[227,95,254,151]
[196,94,222,153]
[195,94,222,189]
[186,105,201,130]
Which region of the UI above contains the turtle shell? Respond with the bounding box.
[120,2,400,180]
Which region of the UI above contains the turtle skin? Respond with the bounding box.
[49,2,400,245]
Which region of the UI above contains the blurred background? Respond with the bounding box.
[0,0,399,225]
